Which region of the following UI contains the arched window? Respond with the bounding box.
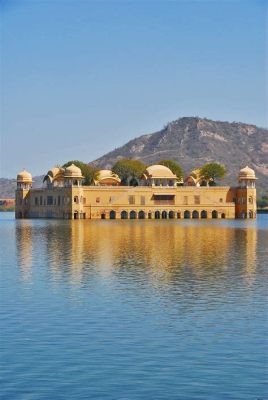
[184,210,190,219]
[121,210,128,219]
[130,210,137,219]
[201,210,207,219]
[138,210,145,219]
[169,211,175,219]
[212,210,218,219]
[74,196,79,204]
[110,210,116,219]
[162,211,167,219]
[155,211,161,219]
[192,210,199,219]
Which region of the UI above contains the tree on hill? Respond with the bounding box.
[112,159,146,185]
[200,163,226,186]
[158,160,183,179]
[62,160,97,185]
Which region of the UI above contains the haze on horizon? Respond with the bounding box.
[1,0,267,178]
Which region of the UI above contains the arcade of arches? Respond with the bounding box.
[104,209,227,220]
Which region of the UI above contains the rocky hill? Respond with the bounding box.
[1,117,267,198]
[0,176,44,199]
[0,178,17,199]
[92,117,268,196]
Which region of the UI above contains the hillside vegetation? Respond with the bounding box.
[92,117,268,196]
[1,117,267,198]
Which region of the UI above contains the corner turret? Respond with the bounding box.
[15,169,33,218]
[238,166,257,188]
[17,169,33,190]
[235,166,257,218]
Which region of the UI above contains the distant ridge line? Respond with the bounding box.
[91,116,268,196]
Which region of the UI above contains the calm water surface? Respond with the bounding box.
[0,213,267,400]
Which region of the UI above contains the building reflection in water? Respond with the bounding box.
[16,220,259,289]
[16,220,34,282]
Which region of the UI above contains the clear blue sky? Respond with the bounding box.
[1,0,267,178]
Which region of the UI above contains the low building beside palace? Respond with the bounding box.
[15,164,257,220]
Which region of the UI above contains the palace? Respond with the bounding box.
[15,164,257,220]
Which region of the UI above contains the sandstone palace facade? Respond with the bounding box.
[15,164,257,220]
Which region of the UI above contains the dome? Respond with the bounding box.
[94,169,121,185]
[184,168,212,186]
[47,167,64,178]
[239,166,256,179]
[144,165,177,179]
[43,167,65,183]
[64,164,83,178]
[17,169,32,182]
[189,168,201,179]
[97,170,120,181]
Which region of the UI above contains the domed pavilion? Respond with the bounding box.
[142,164,177,186]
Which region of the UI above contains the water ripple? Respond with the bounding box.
[0,213,267,399]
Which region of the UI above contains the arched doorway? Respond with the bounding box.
[121,210,128,219]
[155,211,160,219]
[221,213,226,219]
[212,210,218,219]
[148,212,152,219]
[110,210,116,219]
[248,211,253,219]
[138,210,145,219]
[177,211,181,219]
[184,210,190,219]
[201,210,207,219]
[101,213,106,219]
[162,211,168,219]
[169,211,175,219]
[192,210,199,219]
[130,210,137,219]
[74,211,79,219]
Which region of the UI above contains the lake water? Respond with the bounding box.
[0,212,267,400]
